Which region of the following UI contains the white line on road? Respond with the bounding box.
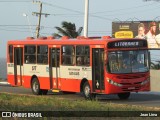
[0,82,10,85]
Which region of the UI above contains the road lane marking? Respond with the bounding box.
[0,82,10,85]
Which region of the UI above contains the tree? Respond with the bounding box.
[53,21,83,38]
[150,61,160,69]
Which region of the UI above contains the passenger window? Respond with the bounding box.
[76,46,90,66]
[37,45,48,64]
[24,45,36,64]
[62,45,75,65]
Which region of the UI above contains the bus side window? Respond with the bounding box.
[37,45,48,64]
[76,45,90,66]
[24,45,36,64]
[62,45,75,65]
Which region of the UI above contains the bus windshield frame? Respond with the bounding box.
[107,50,149,74]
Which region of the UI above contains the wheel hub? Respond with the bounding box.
[84,86,90,96]
[33,82,38,92]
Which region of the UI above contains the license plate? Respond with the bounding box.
[128,87,135,90]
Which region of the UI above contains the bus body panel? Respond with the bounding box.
[7,63,14,85]
[60,79,81,92]
[23,75,31,88]
[8,75,15,86]
[105,72,150,94]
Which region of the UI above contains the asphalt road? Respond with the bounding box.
[1,83,160,108]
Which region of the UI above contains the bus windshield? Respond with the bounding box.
[107,50,149,74]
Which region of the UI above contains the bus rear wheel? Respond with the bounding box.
[31,78,42,95]
[117,92,130,99]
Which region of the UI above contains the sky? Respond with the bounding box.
[0,0,160,58]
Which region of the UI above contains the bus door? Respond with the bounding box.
[92,48,104,92]
[14,47,23,86]
[49,48,60,90]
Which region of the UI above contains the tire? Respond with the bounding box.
[117,92,130,100]
[31,78,42,95]
[41,89,48,95]
[62,91,76,94]
[83,81,92,100]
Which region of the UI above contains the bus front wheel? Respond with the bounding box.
[31,78,42,95]
[83,81,93,100]
[117,92,130,99]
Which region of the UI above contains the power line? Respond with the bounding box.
[44,1,158,16]
[43,2,160,21]
[0,0,31,2]
[43,2,113,21]
[0,25,36,26]
[0,28,52,36]
[0,25,108,31]
[90,2,157,14]
[0,28,31,33]
[0,26,35,30]
[102,5,160,17]
[43,2,83,14]
[1,1,160,36]
[49,13,83,17]
[0,25,55,30]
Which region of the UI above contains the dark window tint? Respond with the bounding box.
[37,45,48,64]
[24,45,36,64]
[51,48,60,67]
[8,45,13,63]
[62,46,75,65]
[76,46,90,66]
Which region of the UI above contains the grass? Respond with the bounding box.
[0,93,160,119]
[0,92,159,111]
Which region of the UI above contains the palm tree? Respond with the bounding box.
[53,21,83,38]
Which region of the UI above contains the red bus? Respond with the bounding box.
[7,36,150,99]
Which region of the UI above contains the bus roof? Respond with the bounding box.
[7,36,146,46]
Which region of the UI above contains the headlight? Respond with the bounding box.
[107,78,122,87]
[141,77,150,85]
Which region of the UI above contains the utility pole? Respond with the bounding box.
[32,1,50,38]
[84,0,89,38]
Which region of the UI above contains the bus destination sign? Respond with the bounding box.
[107,40,147,48]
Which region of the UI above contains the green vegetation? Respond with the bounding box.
[0,93,159,111]
[0,93,160,119]
[53,21,83,38]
